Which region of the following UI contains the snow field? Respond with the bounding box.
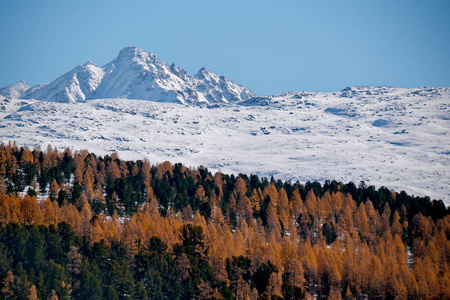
[1,86,449,204]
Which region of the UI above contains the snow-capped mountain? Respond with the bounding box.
[0,81,30,99]
[4,47,255,105]
[91,47,196,104]
[26,61,105,103]
[0,86,448,204]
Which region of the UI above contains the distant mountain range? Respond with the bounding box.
[0,47,255,104]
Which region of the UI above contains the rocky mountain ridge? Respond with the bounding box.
[0,47,255,105]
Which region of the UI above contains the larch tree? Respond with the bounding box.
[80,202,93,237]
[119,160,129,178]
[19,195,43,225]
[290,189,303,217]
[20,146,34,165]
[28,284,38,300]
[82,165,95,200]
[277,188,290,229]
[73,151,88,184]
[42,198,57,226]
[122,215,144,261]
[281,238,305,288]
[107,160,121,181]
[235,177,253,225]
[305,190,318,221]
[250,188,261,213]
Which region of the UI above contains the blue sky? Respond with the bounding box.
[1,0,449,95]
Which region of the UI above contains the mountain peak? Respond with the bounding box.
[82,61,96,67]
[118,46,142,55]
[116,46,157,62]
[196,67,215,80]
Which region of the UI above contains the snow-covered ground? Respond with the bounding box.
[1,86,449,203]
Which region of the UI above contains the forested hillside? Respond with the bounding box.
[0,142,448,299]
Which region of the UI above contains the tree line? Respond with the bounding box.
[0,142,448,299]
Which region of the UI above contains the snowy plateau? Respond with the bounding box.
[0,47,449,204]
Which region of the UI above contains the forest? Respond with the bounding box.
[0,142,448,299]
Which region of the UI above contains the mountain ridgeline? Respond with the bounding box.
[0,47,255,104]
[0,144,448,299]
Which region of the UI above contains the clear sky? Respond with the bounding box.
[1,0,449,95]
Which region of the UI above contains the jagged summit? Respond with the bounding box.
[3,47,255,104]
[113,46,161,69]
[196,67,211,78]
[117,46,147,58]
[92,47,191,103]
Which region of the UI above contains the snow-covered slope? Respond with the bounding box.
[0,81,30,99]
[1,86,448,204]
[26,62,105,103]
[3,47,255,104]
